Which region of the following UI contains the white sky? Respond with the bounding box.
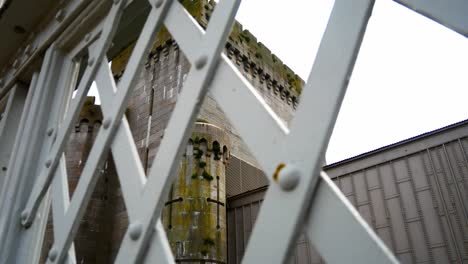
[235,0,468,164]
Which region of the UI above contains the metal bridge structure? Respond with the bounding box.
[0,0,465,263]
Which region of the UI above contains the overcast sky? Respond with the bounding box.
[235,0,468,164]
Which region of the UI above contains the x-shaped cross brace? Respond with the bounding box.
[21,0,399,263]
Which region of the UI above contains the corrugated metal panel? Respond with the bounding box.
[226,120,468,264]
[325,122,468,264]
[227,188,321,264]
[226,156,268,197]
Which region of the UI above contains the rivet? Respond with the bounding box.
[47,128,54,137]
[48,247,58,261]
[55,10,65,22]
[129,222,142,240]
[45,159,52,168]
[20,210,28,221]
[155,0,164,8]
[24,44,32,56]
[277,165,301,191]
[20,210,31,227]
[195,55,208,70]
[103,119,111,129]
[88,57,95,67]
[84,33,91,42]
[12,59,19,69]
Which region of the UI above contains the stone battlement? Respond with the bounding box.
[74,96,103,133]
[111,0,303,109]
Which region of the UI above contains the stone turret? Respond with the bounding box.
[163,122,230,263]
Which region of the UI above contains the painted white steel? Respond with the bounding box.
[2,0,464,262]
[0,85,28,188]
[210,55,289,174]
[394,0,468,37]
[307,172,399,263]
[115,1,241,262]
[164,0,203,63]
[95,60,177,262]
[94,61,146,217]
[163,0,289,174]
[22,0,128,228]
[44,1,173,262]
[51,155,78,263]
[0,0,93,101]
[241,1,398,263]
[0,48,56,263]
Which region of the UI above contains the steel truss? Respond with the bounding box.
[0,0,465,263]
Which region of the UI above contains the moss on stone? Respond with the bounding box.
[203,237,216,246]
[198,161,207,168]
[202,170,213,181]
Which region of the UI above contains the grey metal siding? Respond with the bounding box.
[326,126,468,263]
[226,120,468,264]
[226,156,268,198]
[227,189,318,264]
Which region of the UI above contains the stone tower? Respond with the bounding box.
[162,122,230,263]
[41,97,124,263]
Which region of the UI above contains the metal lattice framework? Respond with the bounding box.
[0,0,466,263]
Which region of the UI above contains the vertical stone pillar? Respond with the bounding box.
[163,122,230,263]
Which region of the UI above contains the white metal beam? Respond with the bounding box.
[115,0,241,262]
[394,0,468,37]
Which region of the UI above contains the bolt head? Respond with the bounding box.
[195,55,208,70]
[55,10,64,22]
[45,159,52,168]
[20,210,32,228]
[48,247,58,261]
[24,44,32,56]
[103,119,111,129]
[21,210,28,221]
[47,128,54,137]
[155,0,164,8]
[129,222,142,240]
[12,59,19,69]
[278,165,301,191]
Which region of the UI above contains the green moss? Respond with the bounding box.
[196,118,209,123]
[203,237,215,246]
[198,161,207,168]
[194,148,203,159]
[202,170,213,181]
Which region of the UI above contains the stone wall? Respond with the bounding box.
[162,123,230,263]
[40,98,126,263]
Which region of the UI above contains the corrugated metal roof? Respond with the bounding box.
[325,119,468,170]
